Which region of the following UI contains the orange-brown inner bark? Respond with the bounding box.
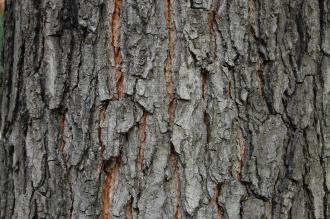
[164,0,176,126]
[112,0,124,98]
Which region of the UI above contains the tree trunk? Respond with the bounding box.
[1,0,330,218]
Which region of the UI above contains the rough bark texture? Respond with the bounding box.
[1,0,330,218]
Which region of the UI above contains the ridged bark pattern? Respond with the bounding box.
[1,0,330,218]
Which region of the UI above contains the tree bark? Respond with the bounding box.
[1,0,330,218]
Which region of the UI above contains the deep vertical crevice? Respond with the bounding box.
[204,111,211,144]
[125,197,133,219]
[170,145,181,219]
[211,184,224,219]
[98,101,121,219]
[201,69,210,144]
[100,156,122,219]
[67,164,73,219]
[207,0,220,34]
[208,0,220,59]
[164,0,176,127]
[248,0,256,36]
[227,81,232,98]
[2,0,329,217]
[201,69,208,100]
[237,127,245,181]
[317,1,328,217]
[111,0,124,98]
[98,101,109,170]
[58,112,73,218]
[137,112,147,173]
[256,52,266,103]
[59,113,66,153]
[0,0,13,136]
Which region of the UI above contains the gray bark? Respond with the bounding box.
[1,0,330,218]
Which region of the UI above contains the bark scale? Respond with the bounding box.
[1,0,330,218]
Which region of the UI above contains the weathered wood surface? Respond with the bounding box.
[1,0,330,218]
